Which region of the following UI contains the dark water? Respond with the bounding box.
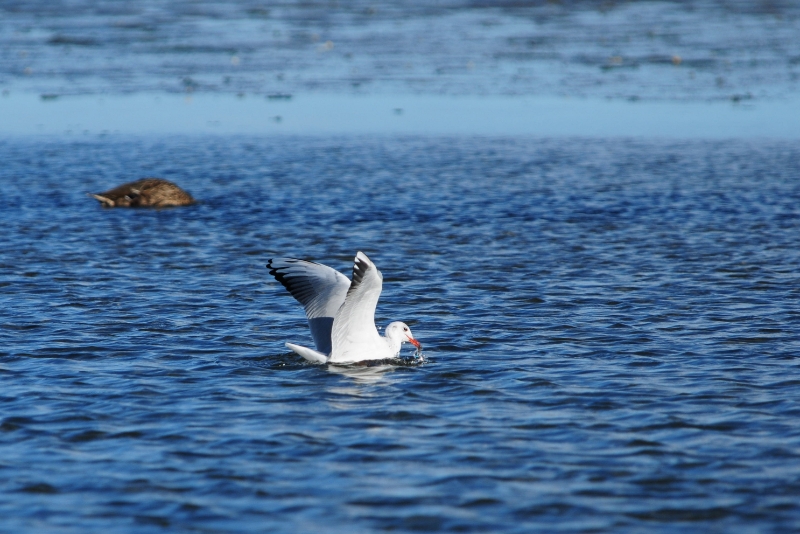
[2,0,800,100]
[2,136,799,532]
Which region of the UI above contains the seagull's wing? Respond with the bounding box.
[330,252,384,360]
[267,258,351,354]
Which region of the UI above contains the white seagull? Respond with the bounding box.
[266,251,422,364]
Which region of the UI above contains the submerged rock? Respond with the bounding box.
[91,178,195,208]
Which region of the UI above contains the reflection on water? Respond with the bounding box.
[327,363,396,385]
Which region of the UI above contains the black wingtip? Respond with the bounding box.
[351,256,367,286]
[266,258,290,290]
[348,253,375,295]
[266,259,278,278]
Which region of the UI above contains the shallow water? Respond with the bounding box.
[2,0,800,100]
[5,92,800,138]
[2,136,799,532]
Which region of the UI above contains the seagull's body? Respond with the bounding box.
[267,252,421,364]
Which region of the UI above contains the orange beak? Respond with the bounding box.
[407,336,421,350]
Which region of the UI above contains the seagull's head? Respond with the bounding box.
[386,321,421,350]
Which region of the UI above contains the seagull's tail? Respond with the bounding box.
[286,343,329,364]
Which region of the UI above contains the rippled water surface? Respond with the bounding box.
[2,136,799,532]
[3,0,800,100]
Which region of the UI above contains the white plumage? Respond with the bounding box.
[267,252,421,364]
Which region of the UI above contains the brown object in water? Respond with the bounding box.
[91,178,195,208]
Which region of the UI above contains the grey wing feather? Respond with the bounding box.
[267,257,350,353]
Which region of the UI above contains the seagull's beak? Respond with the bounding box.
[407,336,422,350]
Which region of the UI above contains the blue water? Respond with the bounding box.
[3,0,800,531]
[2,136,799,532]
[2,0,800,100]
[6,92,800,138]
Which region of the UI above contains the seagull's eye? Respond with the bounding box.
[403,327,408,332]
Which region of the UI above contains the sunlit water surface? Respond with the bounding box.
[1,136,799,532]
[3,0,800,100]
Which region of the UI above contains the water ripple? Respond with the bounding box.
[1,136,799,532]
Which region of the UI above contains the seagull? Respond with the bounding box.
[266,251,421,364]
